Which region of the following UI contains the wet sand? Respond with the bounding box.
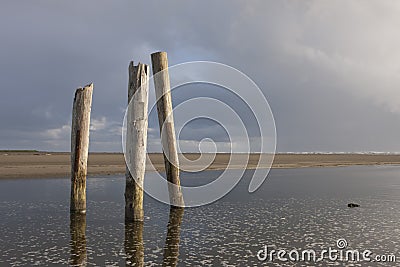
[0,152,400,178]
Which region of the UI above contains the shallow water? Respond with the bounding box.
[1,166,399,266]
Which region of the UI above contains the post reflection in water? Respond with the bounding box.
[124,221,144,267]
[162,207,184,267]
[69,213,87,266]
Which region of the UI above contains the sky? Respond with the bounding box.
[1,0,400,153]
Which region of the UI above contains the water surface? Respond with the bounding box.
[1,166,399,266]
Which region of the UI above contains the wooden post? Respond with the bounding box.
[124,221,144,267]
[162,207,184,267]
[125,62,149,221]
[151,52,184,207]
[70,83,93,214]
[70,213,87,266]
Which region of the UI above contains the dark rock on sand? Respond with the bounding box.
[348,203,360,208]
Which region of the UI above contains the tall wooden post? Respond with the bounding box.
[125,62,149,222]
[70,83,93,214]
[151,52,184,207]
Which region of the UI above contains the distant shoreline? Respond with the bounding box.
[1,152,400,179]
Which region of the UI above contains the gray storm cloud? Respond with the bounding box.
[0,0,399,152]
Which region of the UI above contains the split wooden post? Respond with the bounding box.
[151,52,184,207]
[125,62,149,222]
[70,83,93,214]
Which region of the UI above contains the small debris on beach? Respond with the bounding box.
[348,203,360,208]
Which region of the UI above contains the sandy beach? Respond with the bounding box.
[0,152,399,179]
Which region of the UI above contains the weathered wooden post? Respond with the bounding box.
[151,52,184,207]
[162,207,184,267]
[70,83,93,214]
[125,62,149,221]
